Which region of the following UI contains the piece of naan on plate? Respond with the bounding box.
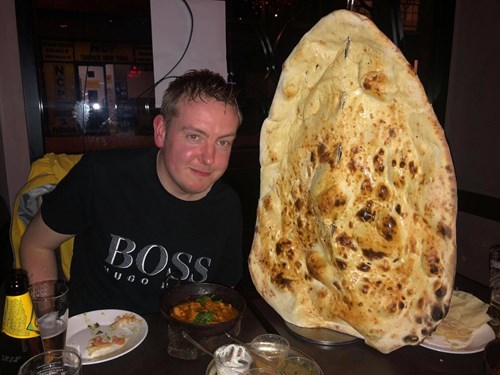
[248,9,457,354]
[86,313,142,358]
[430,291,492,349]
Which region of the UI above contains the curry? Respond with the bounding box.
[170,295,239,324]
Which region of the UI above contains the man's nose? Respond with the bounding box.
[201,142,216,165]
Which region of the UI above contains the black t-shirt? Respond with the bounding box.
[41,148,243,316]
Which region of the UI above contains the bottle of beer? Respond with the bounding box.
[0,269,44,375]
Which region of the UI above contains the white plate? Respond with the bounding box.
[420,322,495,354]
[66,309,148,365]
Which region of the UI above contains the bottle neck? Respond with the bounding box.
[4,270,30,297]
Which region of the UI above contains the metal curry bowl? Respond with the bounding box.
[160,282,246,337]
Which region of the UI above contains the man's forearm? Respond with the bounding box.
[21,247,59,284]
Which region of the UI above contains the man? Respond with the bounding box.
[20,69,243,315]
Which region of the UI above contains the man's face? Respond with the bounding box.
[153,98,239,201]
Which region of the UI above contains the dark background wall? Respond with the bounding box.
[444,0,500,286]
[1,0,499,287]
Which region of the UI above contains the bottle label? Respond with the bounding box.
[1,292,41,339]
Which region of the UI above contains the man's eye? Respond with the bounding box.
[218,140,233,149]
[187,134,200,141]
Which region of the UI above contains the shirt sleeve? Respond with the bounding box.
[41,153,95,235]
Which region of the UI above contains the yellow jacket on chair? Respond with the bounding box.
[11,152,82,280]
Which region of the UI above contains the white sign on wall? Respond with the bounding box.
[150,0,227,107]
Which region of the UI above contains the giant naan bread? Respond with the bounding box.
[248,9,457,353]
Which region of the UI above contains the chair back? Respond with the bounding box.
[11,152,82,280]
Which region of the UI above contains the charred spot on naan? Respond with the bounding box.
[437,221,453,239]
[378,214,398,241]
[271,271,294,290]
[361,71,396,100]
[275,238,293,257]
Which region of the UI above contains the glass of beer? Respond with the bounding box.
[18,349,81,375]
[29,280,69,351]
[489,245,500,338]
[489,277,500,338]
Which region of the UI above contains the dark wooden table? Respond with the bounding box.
[0,273,492,374]
[248,298,486,375]
[77,274,492,375]
[79,306,268,374]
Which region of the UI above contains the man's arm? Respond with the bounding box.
[20,211,74,284]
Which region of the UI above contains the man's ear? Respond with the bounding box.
[153,114,166,148]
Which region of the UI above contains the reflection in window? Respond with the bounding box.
[400,0,420,32]
[351,0,420,31]
[42,40,155,140]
